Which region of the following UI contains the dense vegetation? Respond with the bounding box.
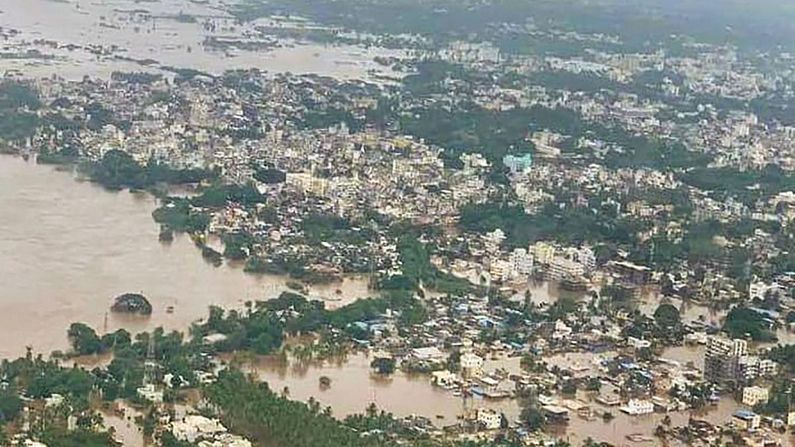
[386,235,472,296]
[153,198,212,233]
[87,150,214,190]
[0,81,41,142]
[459,201,639,248]
[723,307,775,342]
[205,371,388,447]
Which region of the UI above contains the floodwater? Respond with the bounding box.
[240,350,759,447]
[242,351,519,422]
[0,0,404,81]
[0,155,372,358]
[101,402,145,447]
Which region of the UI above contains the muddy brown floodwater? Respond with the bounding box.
[0,155,372,358]
[241,350,760,447]
[241,352,520,422]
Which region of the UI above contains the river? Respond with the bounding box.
[0,155,372,358]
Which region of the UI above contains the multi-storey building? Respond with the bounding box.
[704,336,776,385]
[704,336,747,383]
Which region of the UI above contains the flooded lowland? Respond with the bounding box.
[0,0,406,81]
[0,155,372,358]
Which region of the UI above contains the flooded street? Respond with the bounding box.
[0,155,372,358]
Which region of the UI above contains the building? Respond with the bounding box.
[477,408,502,430]
[621,399,655,416]
[285,172,330,197]
[503,153,533,175]
[532,242,556,265]
[742,386,770,407]
[542,405,570,422]
[704,336,777,384]
[510,248,534,276]
[136,383,164,403]
[628,337,652,350]
[578,246,597,272]
[483,229,506,254]
[489,259,514,282]
[704,336,748,383]
[552,320,573,340]
[609,260,651,285]
[431,370,458,389]
[737,356,778,381]
[547,256,585,280]
[460,352,484,378]
[172,416,227,443]
[412,347,445,363]
[22,441,48,447]
[733,410,761,431]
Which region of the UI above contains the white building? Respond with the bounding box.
[136,384,164,403]
[483,229,506,254]
[431,370,458,389]
[628,337,652,350]
[476,408,502,430]
[510,248,534,276]
[460,352,484,377]
[577,246,597,272]
[553,320,573,340]
[749,281,780,301]
[733,410,761,431]
[412,347,445,363]
[742,386,769,407]
[621,399,654,416]
[172,416,227,443]
[200,433,253,447]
